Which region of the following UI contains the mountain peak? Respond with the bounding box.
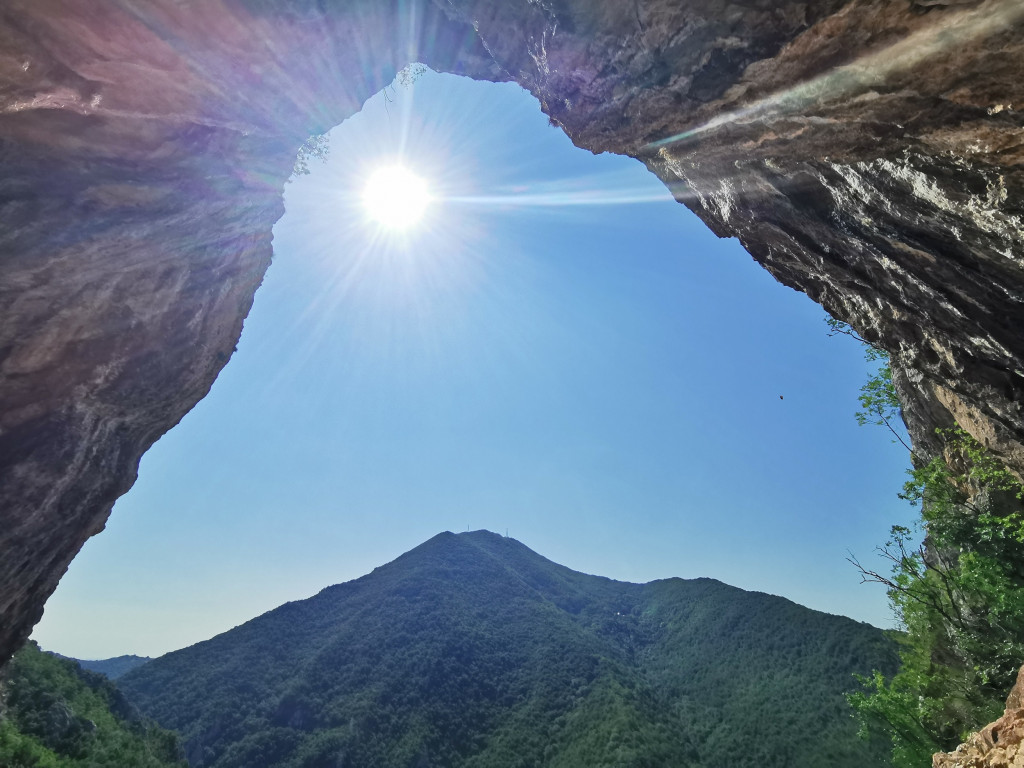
[120,533,896,768]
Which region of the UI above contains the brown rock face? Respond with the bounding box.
[1,0,1022,667]
[934,666,1024,767]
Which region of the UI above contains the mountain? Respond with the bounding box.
[53,654,152,681]
[120,531,896,768]
[0,641,186,767]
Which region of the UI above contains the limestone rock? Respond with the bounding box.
[934,667,1024,767]
[1,0,1023,667]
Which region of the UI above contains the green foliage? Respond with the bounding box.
[847,428,1024,763]
[829,315,1024,765]
[856,362,900,430]
[0,719,64,768]
[395,63,427,88]
[825,317,909,452]
[0,642,186,768]
[847,669,939,768]
[121,531,895,768]
[290,133,329,178]
[849,516,1023,760]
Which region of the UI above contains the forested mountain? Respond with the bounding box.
[52,654,151,681]
[0,642,185,768]
[120,531,896,768]
[50,651,150,684]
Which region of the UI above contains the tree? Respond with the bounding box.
[829,315,1024,766]
[848,432,1024,765]
[290,133,329,179]
[825,318,910,453]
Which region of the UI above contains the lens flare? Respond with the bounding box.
[363,165,431,229]
[647,0,1024,150]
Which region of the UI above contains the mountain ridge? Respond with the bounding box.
[50,653,153,681]
[120,530,896,768]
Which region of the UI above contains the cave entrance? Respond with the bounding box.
[32,69,912,660]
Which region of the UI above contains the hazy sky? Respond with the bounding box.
[33,70,915,659]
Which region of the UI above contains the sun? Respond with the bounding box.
[363,165,432,230]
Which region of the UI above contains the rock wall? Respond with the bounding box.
[1,0,1022,670]
[934,665,1024,767]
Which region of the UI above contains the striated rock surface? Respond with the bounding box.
[1,0,1023,666]
[934,666,1024,767]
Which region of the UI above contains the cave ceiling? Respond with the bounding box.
[1,0,1022,665]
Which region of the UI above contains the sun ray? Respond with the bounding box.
[647,0,1024,150]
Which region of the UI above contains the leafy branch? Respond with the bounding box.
[847,427,1024,765]
[848,527,967,632]
[291,133,330,179]
[830,315,1024,764]
[826,317,912,454]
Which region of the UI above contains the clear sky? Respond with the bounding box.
[33,70,915,660]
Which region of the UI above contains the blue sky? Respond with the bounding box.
[34,70,914,659]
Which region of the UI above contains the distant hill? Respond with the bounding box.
[120,531,897,768]
[0,641,185,767]
[53,654,151,680]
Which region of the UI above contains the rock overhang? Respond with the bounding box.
[1,0,1022,668]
